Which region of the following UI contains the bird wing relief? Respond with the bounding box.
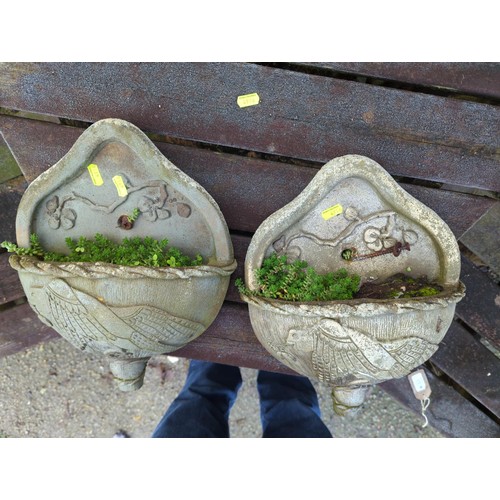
[114,305,206,351]
[45,278,104,351]
[381,337,438,378]
[45,279,205,354]
[313,318,401,384]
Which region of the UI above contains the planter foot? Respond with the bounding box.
[109,358,149,391]
[331,385,370,416]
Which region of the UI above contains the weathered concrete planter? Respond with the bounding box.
[10,118,236,390]
[242,155,465,414]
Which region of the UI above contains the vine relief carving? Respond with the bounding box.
[44,174,192,230]
[272,206,419,262]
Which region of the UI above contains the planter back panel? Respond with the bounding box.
[29,140,213,261]
[16,119,234,266]
[245,155,461,289]
[264,175,441,285]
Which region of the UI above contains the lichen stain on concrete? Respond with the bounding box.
[362,111,375,124]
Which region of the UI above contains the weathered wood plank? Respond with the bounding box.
[0,176,27,243]
[0,134,22,183]
[380,367,500,438]
[301,62,500,100]
[456,255,500,348]
[0,118,75,181]
[0,302,58,357]
[460,202,500,276]
[430,322,500,417]
[0,299,293,374]
[0,253,24,305]
[0,115,495,239]
[0,63,498,192]
[171,301,296,374]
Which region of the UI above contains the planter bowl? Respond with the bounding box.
[243,155,465,414]
[243,285,464,414]
[11,256,235,390]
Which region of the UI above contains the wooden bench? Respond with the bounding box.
[1,62,498,437]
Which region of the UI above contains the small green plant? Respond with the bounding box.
[1,233,203,268]
[236,252,361,302]
[128,207,141,222]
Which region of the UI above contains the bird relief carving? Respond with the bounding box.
[285,318,437,385]
[41,278,205,357]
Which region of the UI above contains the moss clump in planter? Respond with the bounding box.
[356,273,443,300]
[236,252,361,301]
[1,233,203,268]
[236,253,444,303]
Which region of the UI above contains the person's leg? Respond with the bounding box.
[257,370,333,438]
[152,360,242,438]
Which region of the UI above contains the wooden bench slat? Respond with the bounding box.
[381,367,500,438]
[301,62,500,100]
[456,255,500,348]
[0,302,59,357]
[1,63,498,192]
[171,301,296,374]
[460,202,500,276]
[0,176,27,243]
[0,299,293,374]
[0,253,25,305]
[0,115,495,240]
[430,322,500,417]
[0,134,22,183]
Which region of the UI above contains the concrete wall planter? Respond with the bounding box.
[242,155,465,414]
[9,119,236,390]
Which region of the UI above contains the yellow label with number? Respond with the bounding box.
[321,204,343,220]
[87,164,103,186]
[112,175,128,197]
[237,93,260,108]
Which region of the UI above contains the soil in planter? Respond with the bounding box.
[355,273,443,300]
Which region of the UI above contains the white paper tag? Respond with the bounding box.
[408,369,432,428]
[408,369,432,400]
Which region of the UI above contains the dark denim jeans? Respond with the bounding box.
[152,360,332,438]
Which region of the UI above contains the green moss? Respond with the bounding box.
[0,142,22,183]
[401,286,441,298]
[1,233,203,268]
[236,252,360,302]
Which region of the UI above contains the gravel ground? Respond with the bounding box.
[0,338,443,438]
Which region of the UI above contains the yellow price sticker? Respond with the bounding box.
[237,93,260,108]
[321,204,343,220]
[87,164,104,186]
[112,175,128,197]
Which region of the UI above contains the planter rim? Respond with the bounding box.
[241,281,465,318]
[9,254,237,280]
